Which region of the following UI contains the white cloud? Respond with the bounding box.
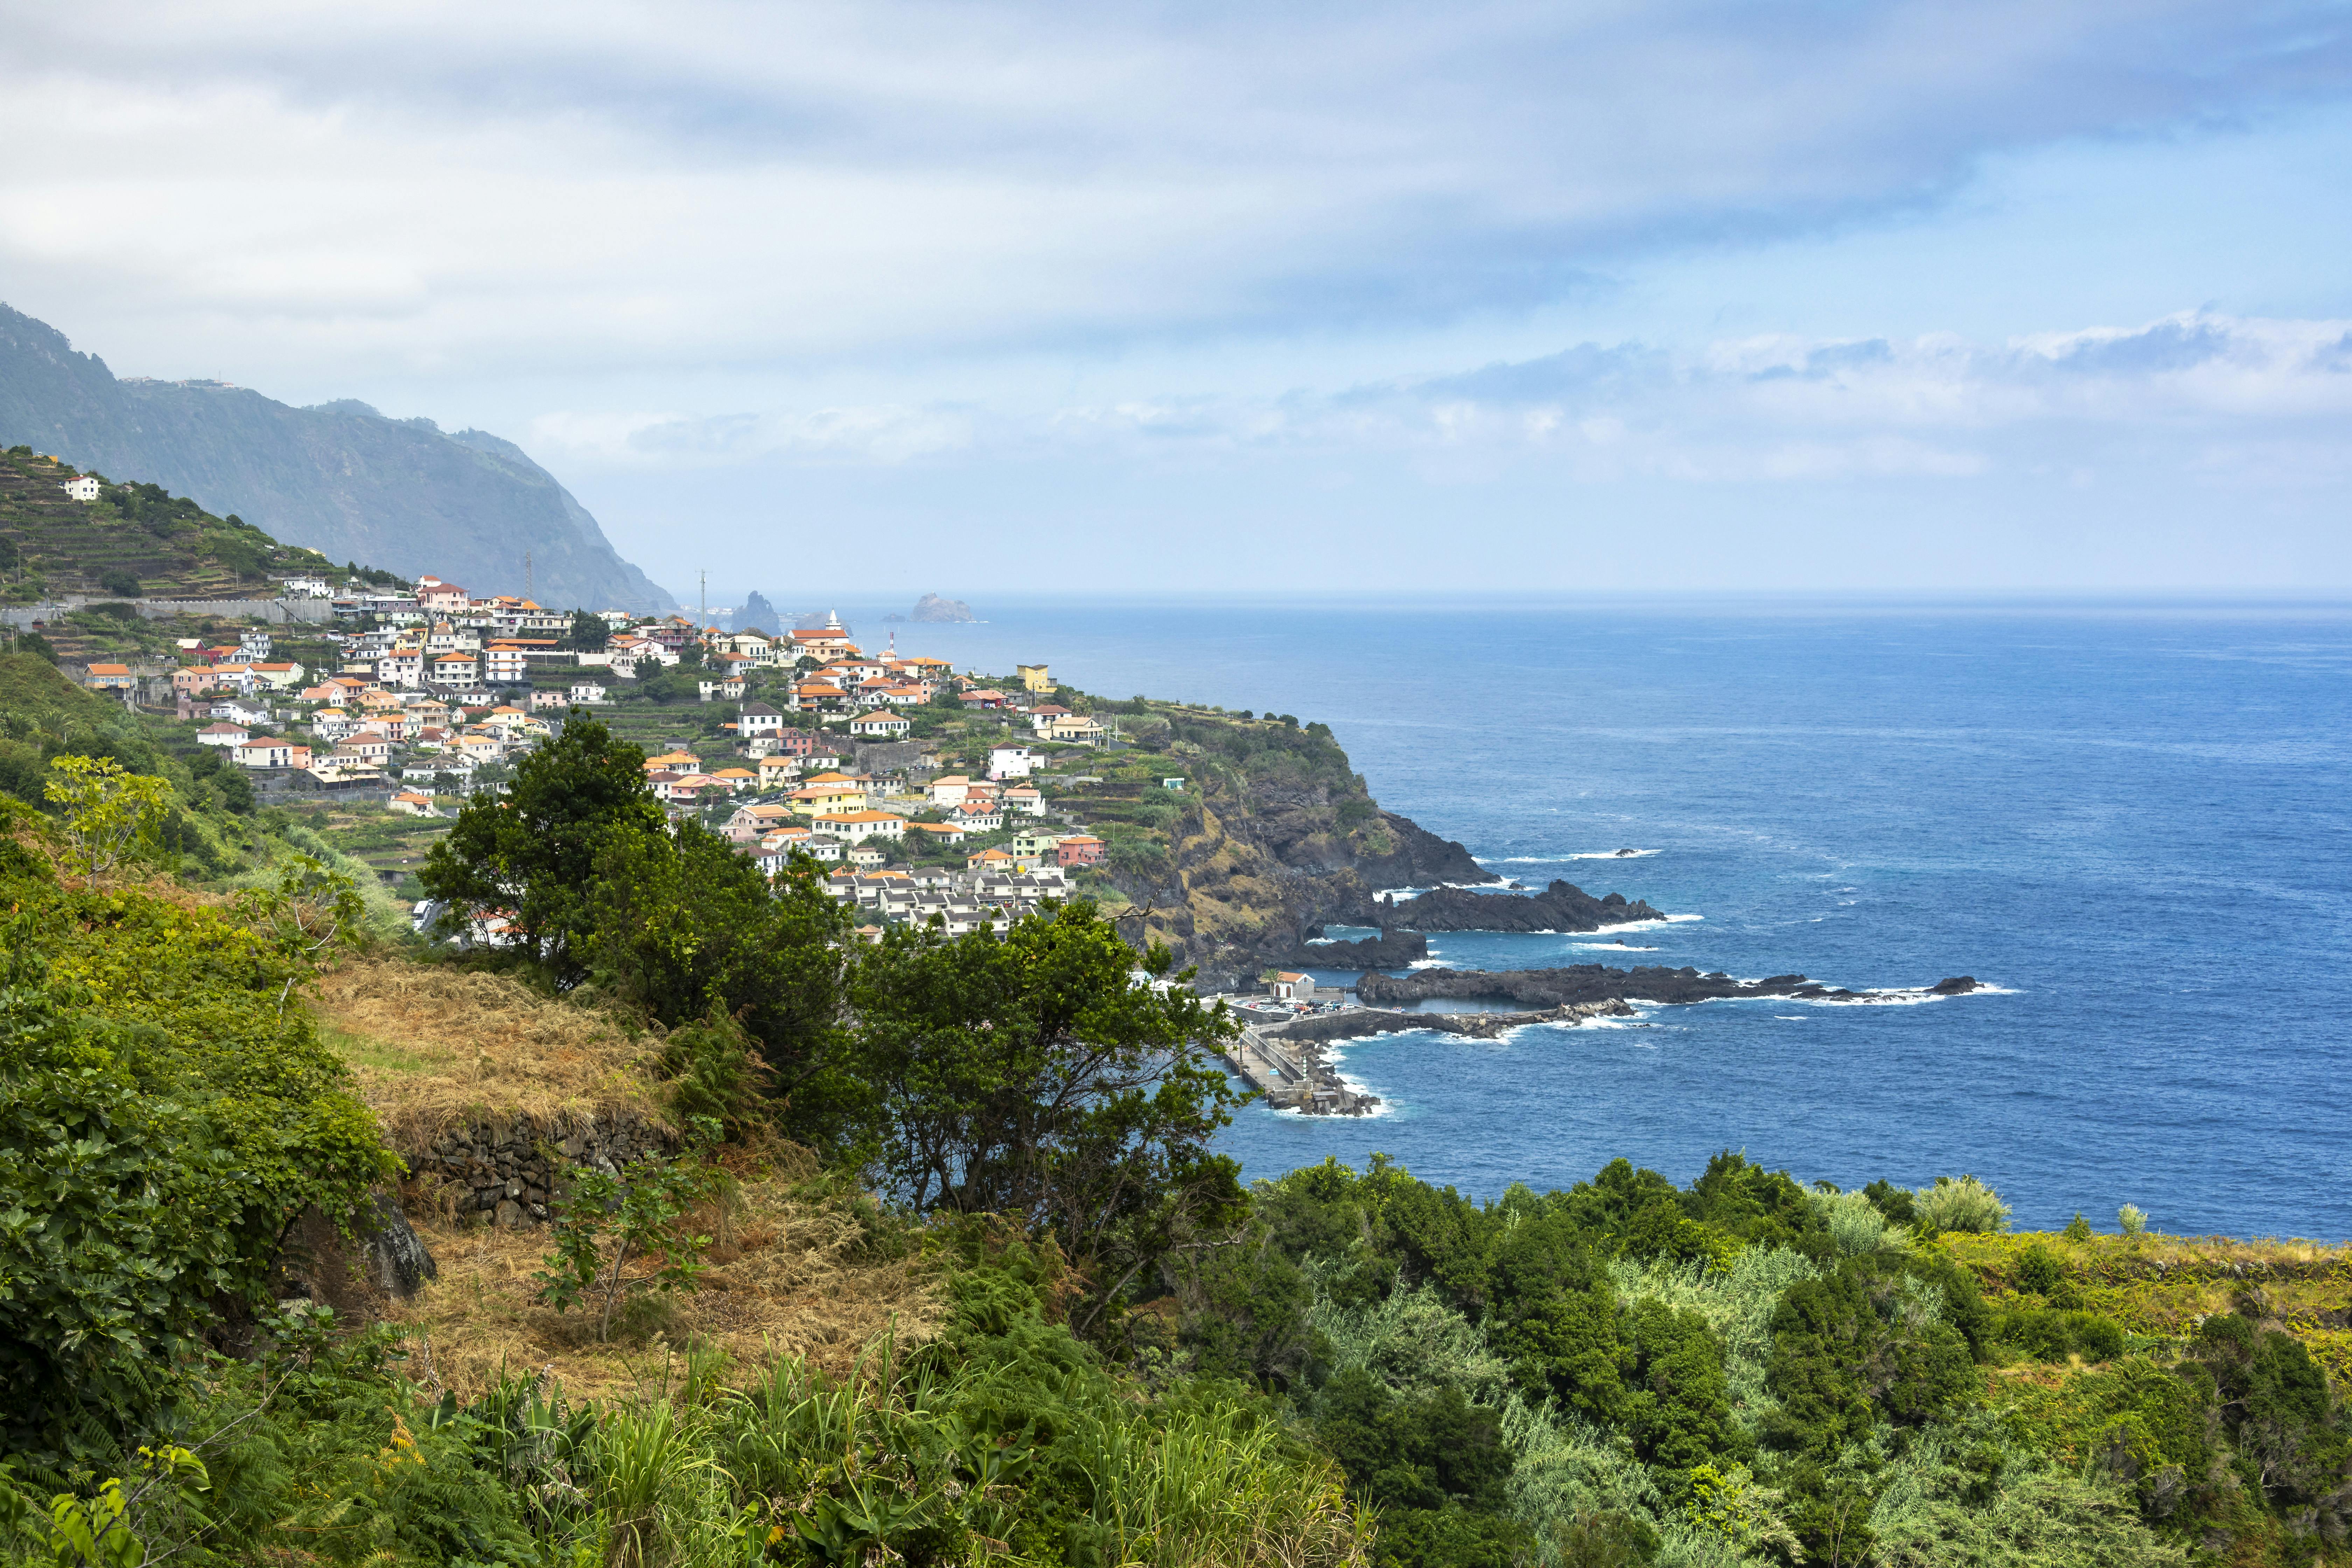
[575,313,2344,489]
[3,0,2346,384]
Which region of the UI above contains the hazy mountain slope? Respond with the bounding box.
[0,303,676,613]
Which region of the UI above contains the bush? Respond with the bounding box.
[2000,1308,2125,1363]
[2118,1203,2148,1236]
[2012,1244,2063,1297]
[1913,1175,2009,1235]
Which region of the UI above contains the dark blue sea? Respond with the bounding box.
[824,596,2352,1238]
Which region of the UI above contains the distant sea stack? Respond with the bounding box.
[0,301,676,614]
[1377,878,1665,933]
[905,593,975,623]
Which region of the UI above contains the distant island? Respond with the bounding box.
[886,592,975,623]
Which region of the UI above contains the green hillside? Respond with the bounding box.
[0,301,678,613]
[0,444,346,604]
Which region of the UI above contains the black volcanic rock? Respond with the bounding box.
[1268,930,1430,969]
[1353,811,1497,892]
[1356,965,1846,1007]
[1376,878,1665,933]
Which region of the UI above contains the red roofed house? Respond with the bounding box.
[1267,972,1315,1003]
[83,663,135,691]
[1056,834,1105,868]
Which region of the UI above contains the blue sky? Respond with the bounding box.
[4,0,2350,596]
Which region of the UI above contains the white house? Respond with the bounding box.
[988,745,1036,780]
[568,681,608,704]
[233,736,310,770]
[849,712,911,738]
[1003,785,1044,817]
[699,676,746,702]
[810,809,907,845]
[926,774,973,807]
[1267,972,1316,1002]
[387,791,440,818]
[196,722,250,748]
[280,575,334,597]
[60,475,101,502]
[738,701,788,736]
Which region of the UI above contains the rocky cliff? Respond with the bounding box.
[0,302,675,614]
[1082,705,1495,989]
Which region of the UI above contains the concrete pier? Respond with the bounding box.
[1217,1024,1379,1115]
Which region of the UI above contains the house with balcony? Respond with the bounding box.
[849,712,911,738]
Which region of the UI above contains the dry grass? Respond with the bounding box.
[312,953,665,1151]
[388,1171,942,1405]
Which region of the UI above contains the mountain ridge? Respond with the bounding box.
[0,303,676,614]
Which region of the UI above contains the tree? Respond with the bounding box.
[43,755,171,886]
[850,902,1246,1321]
[534,1157,713,1342]
[415,716,666,979]
[582,830,865,1142]
[564,609,607,652]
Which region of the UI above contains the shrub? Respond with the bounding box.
[97,568,141,596]
[2117,1204,2148,1236]
[2012,1244,2063,1297]
[1807,1187,1904,1258]
[2062,1211,2092,1242]
[1912,1175,2009,1235]
[2000,1308,2124,1363]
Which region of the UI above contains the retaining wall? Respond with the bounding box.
[405,1112,676,1227]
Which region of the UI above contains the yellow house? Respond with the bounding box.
[1016,663,1051,693]
[790,774,866,817]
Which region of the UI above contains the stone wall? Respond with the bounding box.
[406,1112,675,1227]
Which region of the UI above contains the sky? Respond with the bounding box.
[4,0,2351,600]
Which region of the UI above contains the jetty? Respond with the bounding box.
[1218,1023,1379,1115]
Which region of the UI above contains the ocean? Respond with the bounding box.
[818,596,2352,1238]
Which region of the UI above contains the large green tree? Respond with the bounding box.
[851,903,1246,1315]
[582,826,865,1142]
[416,715,666,978]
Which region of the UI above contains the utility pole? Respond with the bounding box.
[700,570,707,631]
[525,550,532,601]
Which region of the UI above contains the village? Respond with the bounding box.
[55,561,1390,1111]
[104,571,1164,936]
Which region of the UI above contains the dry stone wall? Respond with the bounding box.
[407,1112,674,1227]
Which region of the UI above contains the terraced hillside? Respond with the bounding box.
[0,444,340,603]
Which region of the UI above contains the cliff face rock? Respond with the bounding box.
[1377,878,1665,933]
[1106,756,1488,990]
[0,302,675,613]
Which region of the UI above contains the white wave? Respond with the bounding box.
[1574,942,1659,952]
[1479,849,1661,863]
[1666,913,1704,923]
[1771,982,2018,1008]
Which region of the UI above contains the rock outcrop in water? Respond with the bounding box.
[1266,929,1430,970]
[1375,878,1666,933]
[1354,966,1984,1008]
